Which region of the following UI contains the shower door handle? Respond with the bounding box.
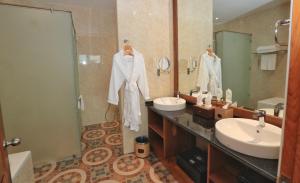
[3,138,21,148]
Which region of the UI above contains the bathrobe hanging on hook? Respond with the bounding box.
[108,48,150,132]
[197,51,222,96]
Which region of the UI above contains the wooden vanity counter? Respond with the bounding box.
[147,105,278,183]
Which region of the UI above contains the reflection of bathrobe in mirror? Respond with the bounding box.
[197,51,222,96]
[108,49,150,132]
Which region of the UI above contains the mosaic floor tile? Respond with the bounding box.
[82,147,112,166]
[85,124,101,130]
[34,121,178,183]
[105,128,122,135]
[101,121,119,129]
[146,152,159,165]
[98,180,120,183]
[48,169,86,183]
[34,161,56,181]
[150,162,178,183]
[86,139,105,149]
[125,172,149,183]
[113,154,145,176]
[56,157,81,171]
[105,133,122,145]
[83,129,105,140]
[112,145,123,157]
[89,163,111,182]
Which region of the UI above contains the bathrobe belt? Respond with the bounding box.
[125,81,138,92]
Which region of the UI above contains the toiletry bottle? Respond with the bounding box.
[225,89,232,104]
[216,88,223,101]
[205,92,212,108]
[197,91,204,106]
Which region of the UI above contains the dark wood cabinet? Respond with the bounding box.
[148,109,195,159]
[148,109,195,182]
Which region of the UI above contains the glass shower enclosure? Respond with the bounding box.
[215,31,252,107]
[0,4,81,164]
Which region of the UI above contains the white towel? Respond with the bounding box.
[261,54,277,70]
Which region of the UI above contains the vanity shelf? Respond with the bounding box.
[148,109,164,138]
[148,108,195,182]
[149,121,164,138]
[148,109,195,159]
[149,129,164,158]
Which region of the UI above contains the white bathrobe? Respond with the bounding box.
[108,49,150,131]
[197,51,222,96]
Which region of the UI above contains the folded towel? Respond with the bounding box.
[261,54,277,70]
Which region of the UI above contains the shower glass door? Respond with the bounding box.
[216,31,252,107]
[0,4,81,164]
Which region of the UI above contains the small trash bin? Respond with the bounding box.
[135,136,150,158]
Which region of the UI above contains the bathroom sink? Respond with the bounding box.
[215,118,281,159]
[260,108,284,118]
[153,97,186,111]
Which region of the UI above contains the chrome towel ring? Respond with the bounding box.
[275,19,290,46]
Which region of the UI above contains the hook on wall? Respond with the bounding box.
[123,39,129,44]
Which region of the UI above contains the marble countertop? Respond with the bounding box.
[148,105,278,182]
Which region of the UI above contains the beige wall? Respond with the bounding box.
[178,0,213,94]
[214,2,290,107]
[0,0,118,125]
[116,0,174,153]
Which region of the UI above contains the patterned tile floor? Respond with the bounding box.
[34,121,178,183]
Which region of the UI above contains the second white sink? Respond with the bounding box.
[153,97,186,111]
[215,118,281,159]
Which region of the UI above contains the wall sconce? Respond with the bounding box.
[156,57,171,76]
[187,56,198,75]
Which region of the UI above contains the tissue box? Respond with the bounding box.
[215,107,233,120]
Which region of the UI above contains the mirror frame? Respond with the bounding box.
[173,0,179,96]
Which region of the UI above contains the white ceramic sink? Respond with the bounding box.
[260,108,284,118]
[215,118,281,159]
[153,97,186,111]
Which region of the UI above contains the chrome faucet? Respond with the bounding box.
[176,91,180,100]
[274,103,284,117]
[253,110,266,127]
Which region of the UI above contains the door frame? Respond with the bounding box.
[279,0,300,182]
[0,105,12,183]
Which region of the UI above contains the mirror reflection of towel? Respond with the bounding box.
[261,54,277,70]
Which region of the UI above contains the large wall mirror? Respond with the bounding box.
[176,0,290,119]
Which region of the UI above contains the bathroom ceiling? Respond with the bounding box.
[213,0,287,24]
